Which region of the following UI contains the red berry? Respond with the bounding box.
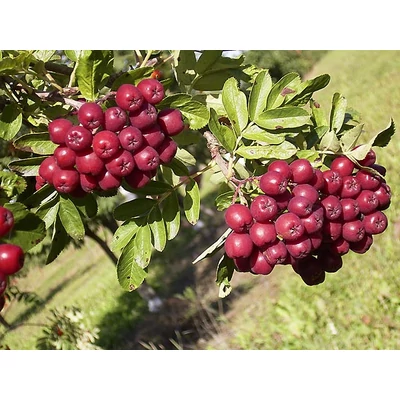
[318,251,343,273]
[75,149,105,176]
[224,204,253,233]
[263,239,288,265]
[54,146,76,169]
[92,130,120,159]
[80,173,98,193]
[329,237,350,255]
[249,195,278,222]
[340,175,361,198]
[137,78,165,105]
[78,102,104,130]
[118,126,144,153]
[273,190,292,211]
[340,198,360,221]
[259,171,288,196]
[249,249,274,275]
[363,211,388,235]
[296,256,325,286]
[249,222,276,247]
[374,183,391,210]
[322,170,343,195]
[48,118,73,144]
[350,234,373,254]
[133,146,160,172]
[115,83,144,112]
[124,169,153,189]
[234,257,251,273]
[358,148,376,167]
[356,170,381,191]
[275,212,305,241]
[321,195,342,220]
[267,160,292,180]
[224,232,254,259]
[301,205,324,234]
[292,184,319,204]
[0,243,24,275]
[356,190,379,214]
[52,168,80,193]
[157,108,185,137]
[322,220,342,242]
[39,156,60,185]
[104,106,127,132]
[142,124,165,149]
[97,170,122,191]
[157,137,178,164]
[309,168,325,191]
[290,159,315,184]
[150,70,163,80]
[105,149,135,177]
[288,196,313,217]
[129,102,158,130]
[65,126,93,152]
[0,206,14,238]
[285,235,312,259]
[330,156,355,176]
[342,219,365,242]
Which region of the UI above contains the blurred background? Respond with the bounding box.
[1,50,399,350]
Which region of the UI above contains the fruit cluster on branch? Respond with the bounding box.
[37,78,184,196]
[224,151,391,286]
[0,207,25,312]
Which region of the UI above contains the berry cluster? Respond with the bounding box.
[224,150,391,286]
[0,206,25,312]
[37,78,184,195]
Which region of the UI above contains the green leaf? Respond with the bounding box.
[111,67,153,90]
[111,219,141,253]
[183,179,200,225]
[319,130,341,152]
[192,69,250,92]
[72,193,98,219]
[174,50,197,87]
[266,72,301,110]
[248,69,273,121]
[195,50,223,74]
[160,165,180,187]
[123,180,172,196]
[3,202,46,252]
[330,93,347,133]
[339,124,364,152]
[0,170,27,198]
[165,158,190,177]
[114,198,157,221]
[236,141,297,160]
[193,228,231,264]
[162,191,180,240]
[287,74,331,105]
[36,197,60,230]
[311,99,329,127]
[33,50,55,62]
[158,93,192,109]
[0,104,22,141]
[222,77,248,135]
[242,125,285,144]
[372,118,396,148]
[178,100,210,130]
[255,106,311,130]
[14,133,58,155]
[76,50,113,101]
[8,156,47,176]
[215,191,235,211]
[117,236,148,292]
[148,206,167,252]
[208,108,236,153]
[22,184,56,208]
[58,195,85,241]
[296,150,321,163]
[175,148,196,167]
[216,254,236,298]
[64,50,80,62]
[0,52,33,74]
[134,224,152,268]
[47,217,70,264]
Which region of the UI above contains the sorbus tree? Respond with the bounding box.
[0,49,395,328]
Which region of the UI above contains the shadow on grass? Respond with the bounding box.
[95,201,257,350]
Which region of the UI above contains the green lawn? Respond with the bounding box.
[207,50,400,350]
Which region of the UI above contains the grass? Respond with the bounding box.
[207,50,400,350]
